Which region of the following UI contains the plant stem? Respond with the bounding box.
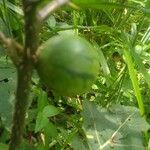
[8,0,70,149]
[9,65,32,150]
[0,32,23,66]
[9,1,40,149]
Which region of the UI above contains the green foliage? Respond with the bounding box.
[0,57,16,130]
[81,100,149,150]
[0,143,8,150]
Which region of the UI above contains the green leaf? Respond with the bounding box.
[37,90,48,112]
[0,143,8,150]
[47,15,56,28]
[132,47,150,89]
[97,46,112,85]
[43,105,60,118]
[82,100,149,150]
[20,139,36,150]
[44,122,58,138]
[71,134,91,150]
[121,31,145,117]
[72,0,131,10]
[145,1,150,17]
[35,111,49,133]
[35,105,60,132]
[0,128,9,143]
[44,122,58,149]
[0,1,23,16]
[0,18,9,36]
[0,57,16,130]
[36,143,45,150]
[123,48,145,117]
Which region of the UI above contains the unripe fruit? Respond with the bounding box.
[36,35,99,96]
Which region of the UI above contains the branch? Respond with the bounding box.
[37,0,70,22]
[9,1,40,149]
[0,32,23,66]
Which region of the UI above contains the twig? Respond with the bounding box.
[37,0,69,22]
[0,32,23,66]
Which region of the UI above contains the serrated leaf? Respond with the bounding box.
[35,105,60,132]
[82,100,149,150]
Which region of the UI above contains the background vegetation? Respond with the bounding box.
[0,0,150,150]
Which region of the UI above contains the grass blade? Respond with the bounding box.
[123,49,145,117]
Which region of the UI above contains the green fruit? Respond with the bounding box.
[36,35,99,96]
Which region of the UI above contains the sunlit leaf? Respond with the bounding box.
[43,105,60,118]
[0,1,23,16]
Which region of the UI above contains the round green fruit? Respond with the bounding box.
[36,35,99,96]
